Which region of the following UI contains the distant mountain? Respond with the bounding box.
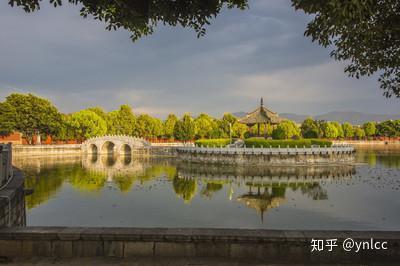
[313,111,400,125]
[279,113,308,123]
[234,111,400,125]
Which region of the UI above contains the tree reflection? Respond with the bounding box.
[172,177,197,204]
[24,164,74,209]
[201,182,223,198]
[357,148,400,169]
[69,171,107,192]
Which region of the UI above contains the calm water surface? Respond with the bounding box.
[15,147,400,230]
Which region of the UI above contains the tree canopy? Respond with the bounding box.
[69,109,107,140]
[272,120,301,140]
[174,113,196,141]
[293,0,400,97]
[106,104,136,135]
[300,118,320,138]
[0,93,61,143]
[9,0,248,41]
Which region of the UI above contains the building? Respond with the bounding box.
[239,98,284,136]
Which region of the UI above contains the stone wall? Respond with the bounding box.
[149,146,177,157]
[334,140,400,146]
[0,168,25,227]
[0,227,398,264]
[11,144,176,157]
[12,144,82,157]
[177,147,355,165]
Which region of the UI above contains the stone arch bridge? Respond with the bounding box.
[81,135,150,155]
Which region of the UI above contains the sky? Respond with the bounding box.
[0,0,398,118]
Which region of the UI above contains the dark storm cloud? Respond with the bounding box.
[0,0,398,117]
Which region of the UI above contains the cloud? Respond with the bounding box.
[0,0,398,117]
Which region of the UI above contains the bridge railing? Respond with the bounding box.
[0,143,13,187]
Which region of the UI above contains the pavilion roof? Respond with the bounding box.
[238,98,284,125]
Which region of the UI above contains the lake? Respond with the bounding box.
[15,147,400,230]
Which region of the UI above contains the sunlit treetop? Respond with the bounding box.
[8,0,248,41]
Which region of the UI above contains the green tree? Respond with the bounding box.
[87,107,107,120]
[163,114,178,139]
[135,114,163,138]
[53,114,75,141]
[152,117,164,138]
[332,121,344,138]
[376,120,399,137]
[354,127,366,139]
[1,93,62,144]
[106,105,136,135]
[210,119,227,139]
[174,113,196,141]
[363,122,376,137]
[220,113,237,137]
[232,122,247,138]
[321,122,338,139]
[272,120,300,140]
[69,110,107,140]
[342,122,355,138]
[292,0,400,97]
[300,118,320,138]
[0,101,16,136]
[194,113,214,139]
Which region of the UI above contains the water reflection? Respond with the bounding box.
[16,154,355,216]
[357,147,400,169]
[12,148,400,229]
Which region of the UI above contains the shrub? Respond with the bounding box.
[195,138,231,147]
[244,138,333,148]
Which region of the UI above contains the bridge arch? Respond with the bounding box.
[81,135,150,156]
[89,143,98,154]
[120,144,132,155]
[101,141,116,154]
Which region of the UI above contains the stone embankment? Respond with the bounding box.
[334,140,400,146]
[0,169,25,227]
[11,144,179,157]
[177,146,355,165]
[0,227,399,264]
[12,144,82,157]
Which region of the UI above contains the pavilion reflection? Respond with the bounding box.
[237,186,286,223]
[176,163,355,221]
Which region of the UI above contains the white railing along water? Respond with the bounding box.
[177,144,355,155]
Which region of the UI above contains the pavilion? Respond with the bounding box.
[239,98,284,137]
